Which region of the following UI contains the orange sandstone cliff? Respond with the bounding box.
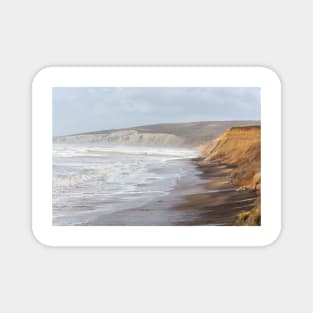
[199,126,261,225]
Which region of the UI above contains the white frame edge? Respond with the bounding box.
[32,66,281,247]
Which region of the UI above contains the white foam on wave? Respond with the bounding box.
[53,144,198,159]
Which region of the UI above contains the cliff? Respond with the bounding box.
[54,121,260,147]
[199,126,261,225]
[54,130,184,146]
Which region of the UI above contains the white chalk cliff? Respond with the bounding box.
[54,130,184,146]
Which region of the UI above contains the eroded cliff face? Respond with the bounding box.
[200,126,260,189]
[199,126,261,225]
[54,130,184,146]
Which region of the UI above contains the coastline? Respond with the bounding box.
[55,126,261,226]
[53,123,261,226]
[82,157,257,226]
[172,159,258,225]
[196,125,261,225]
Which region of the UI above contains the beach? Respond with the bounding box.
[53,144,257,226]
[82,159,257,226]
[53,123,260,226]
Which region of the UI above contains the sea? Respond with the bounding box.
[53,144,200,225]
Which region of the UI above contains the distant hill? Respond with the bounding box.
[54,121,260,147]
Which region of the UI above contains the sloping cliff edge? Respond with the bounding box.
[198,126,261,225]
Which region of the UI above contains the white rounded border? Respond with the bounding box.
[32,67,281,247]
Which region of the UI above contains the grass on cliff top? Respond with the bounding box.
[235,197,261,226]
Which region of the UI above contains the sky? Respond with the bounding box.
[53,87,260,136]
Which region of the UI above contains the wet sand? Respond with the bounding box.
[84,158,257,226]
[173,160,257,225]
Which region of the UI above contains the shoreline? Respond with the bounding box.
[172,158,258,225]
[82,157,257,226]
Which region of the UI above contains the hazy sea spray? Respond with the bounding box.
[53,144,199,225]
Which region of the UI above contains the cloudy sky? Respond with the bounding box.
[53,87,260,136]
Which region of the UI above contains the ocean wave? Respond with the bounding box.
[53,144,198,159]
[53,171,99,187]
[53,144,199,225]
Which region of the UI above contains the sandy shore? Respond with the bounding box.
[172,159,258,225]
[83,158,257,226]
